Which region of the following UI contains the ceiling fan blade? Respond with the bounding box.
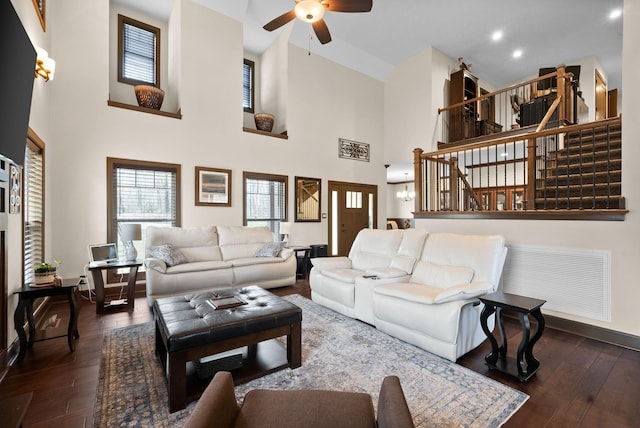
[324,0,372,13]
[263,10,296,31]
[312,19,332,44]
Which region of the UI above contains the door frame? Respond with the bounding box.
[327,180,378,256]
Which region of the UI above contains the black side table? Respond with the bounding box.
[14,282,80,363]
[479,291,546,382]
[287,246,311,279]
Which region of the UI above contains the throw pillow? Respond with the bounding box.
[255,241,286,257]
[148,244,188,266]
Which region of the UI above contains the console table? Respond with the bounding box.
[479,291,546,382]
[14,282,80,363]
[88,259,142,314]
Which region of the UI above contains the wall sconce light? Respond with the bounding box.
[396,173,415,201]
[34,47,55,81]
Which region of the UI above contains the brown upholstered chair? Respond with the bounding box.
[183,371,415,428]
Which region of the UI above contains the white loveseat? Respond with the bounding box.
[310,229,507,361]
[144,225,296,306]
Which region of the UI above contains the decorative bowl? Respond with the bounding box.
[254,113,275,132]
[134,85,165,110]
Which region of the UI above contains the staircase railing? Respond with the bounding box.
[413,116,624,217]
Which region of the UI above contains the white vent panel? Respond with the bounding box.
[501,245,611,321]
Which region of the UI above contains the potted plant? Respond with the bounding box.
[34,261,58,286]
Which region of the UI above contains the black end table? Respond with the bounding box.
[88,259,141,314]
[14,282,80,363]
[287,246,311,279]
[479,291,546,382]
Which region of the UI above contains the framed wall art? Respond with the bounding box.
[195,167,232,206]
[32,0,46,31]
[295,176,321,222]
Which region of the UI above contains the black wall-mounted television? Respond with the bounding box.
[1,1,36,166]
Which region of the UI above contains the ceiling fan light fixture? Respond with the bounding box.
[295,0,325,23]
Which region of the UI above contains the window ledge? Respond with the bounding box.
[242,127,288,139]
[107,100,182,120]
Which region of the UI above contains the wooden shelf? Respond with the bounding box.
[107,100,182,119]
[242,127,288,140]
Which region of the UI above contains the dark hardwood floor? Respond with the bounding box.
[0,280,638,427]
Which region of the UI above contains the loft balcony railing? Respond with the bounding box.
[438,66,584,146]
[413,116,625,221]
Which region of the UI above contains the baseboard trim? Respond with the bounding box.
[544,314,640,351]
[504,311,640,351]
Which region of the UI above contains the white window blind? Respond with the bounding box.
[24,144,44,284]
[111,165,177,258]
[243,59,254,112]
[120,15,159,86]
[245,175,286,235]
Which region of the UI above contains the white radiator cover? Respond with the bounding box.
[501,245,611,321]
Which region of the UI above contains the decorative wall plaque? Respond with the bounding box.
[9,164,21,214]
[338,138,370,162]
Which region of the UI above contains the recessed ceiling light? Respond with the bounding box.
[609,9,622,19]
[492,30,503,41]
[512,49,523,59]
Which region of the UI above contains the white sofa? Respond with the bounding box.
[144,225,296,306]
[310,229,507,361]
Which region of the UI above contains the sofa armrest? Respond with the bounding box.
[433,281,493,304]
[144,257,167,274]
[280,247,294,260]
[310,256,351,271]
[183,371,240,428]
[377,375,415,428]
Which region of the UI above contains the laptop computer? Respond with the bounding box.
[88,243,119,266]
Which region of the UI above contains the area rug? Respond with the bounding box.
[94,294,528,427]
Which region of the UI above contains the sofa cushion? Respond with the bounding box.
[148,244,188,267]
[231,257,286,267]
[145,226,222,262]
[410,261,474,289]
[349,229,404,271]
[218,226,273,260]
[255,241,286,257]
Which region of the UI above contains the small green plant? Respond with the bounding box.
[35,260,60,273]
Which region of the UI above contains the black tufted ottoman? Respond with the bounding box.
[153,285,302,412]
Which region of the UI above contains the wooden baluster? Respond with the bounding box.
[526,139,537,210]
[413,148,423,213]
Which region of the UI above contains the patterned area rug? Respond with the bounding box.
[94,295,528,427]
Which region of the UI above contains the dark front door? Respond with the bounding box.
[328,181,377,257]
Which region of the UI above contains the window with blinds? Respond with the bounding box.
[118,14,160,86]
[243,172,287,236]
[24,139,44,285]
[107,158,181,259]
[243,59,255,113]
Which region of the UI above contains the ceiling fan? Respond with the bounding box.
[263,0,373,45]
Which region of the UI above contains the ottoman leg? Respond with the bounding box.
[168,351,188,413]
[288,321,302,369]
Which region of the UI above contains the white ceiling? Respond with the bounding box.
[114,0,624,182]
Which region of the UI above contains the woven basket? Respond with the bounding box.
[254,113,275,132]
[134,85,165,110]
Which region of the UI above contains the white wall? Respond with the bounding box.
[40,0,383,283]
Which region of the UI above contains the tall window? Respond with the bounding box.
[243,59,255,113]
[107,158,180,259]
[243,172,287,236]
[118,14,160,86]
[24,130,45,284]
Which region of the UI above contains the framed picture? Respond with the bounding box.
[32,0,46,31]
[295,176,321,222]
[195,167,232,206]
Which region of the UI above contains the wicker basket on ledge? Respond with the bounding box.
[254,113,275,132]
[134,85,165,110]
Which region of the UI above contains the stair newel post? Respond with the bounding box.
[414,148,423,213]
[451,157,459,211]
[526,138,537,210]
[556,65,567,124]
